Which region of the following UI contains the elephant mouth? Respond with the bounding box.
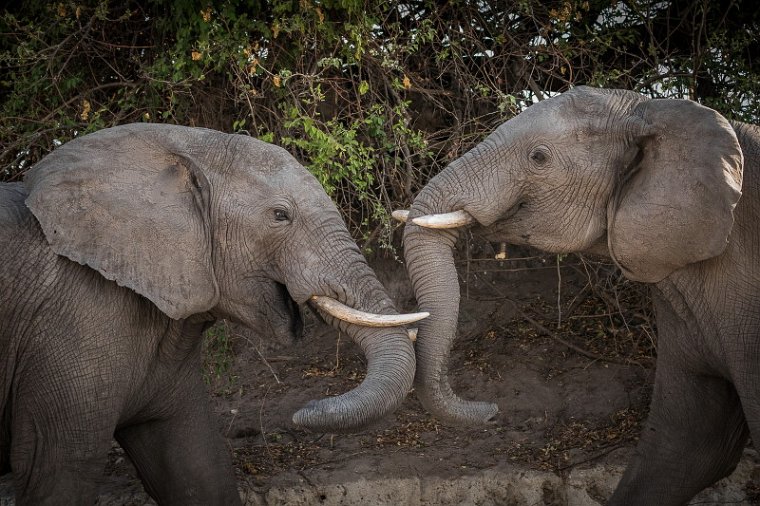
[276,282,304,341]
[260,281,303,343]
[472,201,525,239]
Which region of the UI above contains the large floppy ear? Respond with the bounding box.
[608,99,743,282]
[24,126,219,319]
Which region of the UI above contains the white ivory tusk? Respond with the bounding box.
[310,295,429,327]
[407,328,418,342]
[391,209,410,222]
[412,209,475,229]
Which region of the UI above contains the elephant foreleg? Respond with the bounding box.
[609,360,748,506]
[10,399,116,505]
[115,380,241,506]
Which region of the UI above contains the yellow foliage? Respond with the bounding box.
[79,99,91,121]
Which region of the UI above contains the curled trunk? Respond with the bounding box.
[291,263,416,433]
[292,323,415,432]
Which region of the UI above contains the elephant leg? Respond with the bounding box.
[728,363,760,458]
[114,385,240,506]
[608,361,748,506]
[8,346,124,506]
[10,403,115,505]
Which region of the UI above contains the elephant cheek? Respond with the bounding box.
[526,207,608,253]
[229,281,303,343]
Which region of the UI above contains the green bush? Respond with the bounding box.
[202,321,236,388]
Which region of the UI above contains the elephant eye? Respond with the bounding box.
[273,208,291,222]
[530,146,550,165]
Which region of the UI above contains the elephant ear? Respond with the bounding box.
[24,125,219,319]
[608,99,743,282]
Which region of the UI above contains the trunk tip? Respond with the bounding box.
[446,401,499,426]
[421,397,500,426]
[292,399,370,434]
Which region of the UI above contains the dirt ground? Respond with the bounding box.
[2,245,759,505]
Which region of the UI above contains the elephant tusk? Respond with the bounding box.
[412,209,475,229]
[310,295,429,327]
[392,209,410,222]
[407,327,418,342]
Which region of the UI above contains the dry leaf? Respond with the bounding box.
[79,99,91,121]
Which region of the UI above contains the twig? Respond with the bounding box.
[333,332,342,372]
[39,82,139,124]
[255,346,282,384]
[236,331,283,384]
[562,283,592,320]
[556,442,627,471]
[556,254,562,328]
[516,309,617,363]
[259,384,277,468]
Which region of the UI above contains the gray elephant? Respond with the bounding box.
[0,123,425,505]
[397,86,759,505]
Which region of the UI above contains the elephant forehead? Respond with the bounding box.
[495,101,576,139]
[226,136,299,173]
[224,165,337,213]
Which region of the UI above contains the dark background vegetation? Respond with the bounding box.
[3,0,759,250]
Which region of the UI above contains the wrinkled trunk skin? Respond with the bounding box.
[290,255,416,433]
[403,170,500,425]
[293,323,415,432]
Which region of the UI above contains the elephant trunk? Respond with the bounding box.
[292,264,416,433]
[403,167,500,425]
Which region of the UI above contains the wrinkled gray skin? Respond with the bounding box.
[0,124,415,505]
[404,86,759,505]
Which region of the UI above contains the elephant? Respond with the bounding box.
[396,86,760,505]
[0,123,426,505]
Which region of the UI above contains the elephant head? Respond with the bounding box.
[23,123,425,432]
[399,86,743,425]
